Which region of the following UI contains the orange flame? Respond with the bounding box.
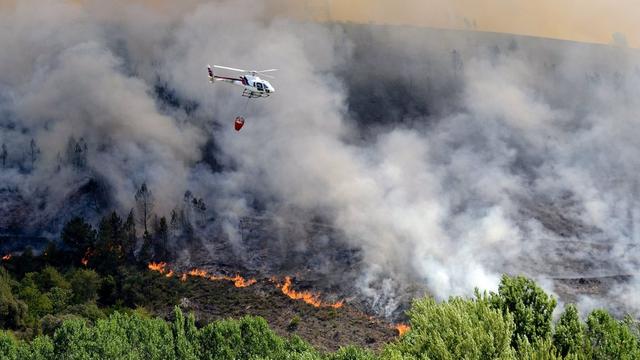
[148,261,168,274]
[395,324,410,336]
[277,276,343,309]
[2,254,11,261]
[180,273,187,282]
[185,268,257,288]
[81,248,93,266]
[165,270,174,278]
[187,268,208,278]
[210,274,257,288]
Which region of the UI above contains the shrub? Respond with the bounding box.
[382,294,515,359]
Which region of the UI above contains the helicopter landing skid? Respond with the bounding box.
[242,89,270,98]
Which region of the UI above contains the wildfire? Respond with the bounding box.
[148,261,168,274]
[187,268,208,278]
[147,263,256,288]
[395,324,410,336]
[210,274,257,288]
[277,276,343,309]
[2,254,11,261]
[81,248,93,266]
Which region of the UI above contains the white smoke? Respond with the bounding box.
[1,0,640,317]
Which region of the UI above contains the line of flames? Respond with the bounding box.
[148,263,342,308]
[2,254,11,261]
[276,276,344,309]
[148,262,257,288]
[146,263,412,336]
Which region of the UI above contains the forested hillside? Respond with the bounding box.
[2,215,639,359]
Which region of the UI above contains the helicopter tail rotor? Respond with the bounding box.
[207,65,214,82]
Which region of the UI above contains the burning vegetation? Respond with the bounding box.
[148,263,257,288]
[395,324,410,336]
[148,261,168,273]
[2,254,11,261]
[147,263,343,308]
[276,276,344,309]
[81,248,93,266]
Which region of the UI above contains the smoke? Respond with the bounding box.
[2,0,640,318]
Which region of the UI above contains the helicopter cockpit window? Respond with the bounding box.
[256,82,264,91]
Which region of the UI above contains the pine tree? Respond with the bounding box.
[154,217,170,261]
[135,183,154,233]
[29,138,40,167]
[1,143,7,168]
[173,307,198,360]
[138,231,154,265]
[122,210,137,262]
[61,217,96,264]
[553,304,584,357]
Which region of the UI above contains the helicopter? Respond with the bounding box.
[207,65,277,130]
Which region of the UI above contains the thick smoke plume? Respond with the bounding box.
[1,0,640,317]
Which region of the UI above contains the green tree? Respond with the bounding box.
[139,231,154,265]
[21,335,54,360]
[199,318,242,360]
[330,346,376,360]
[0,268,27,329]
[97,275,117,306]
[61,217,96,265]
[135,182,154,233]
[173,307,199,360]
[70,269,101,304]
[40,314,82,336]
[490,275,556,347]
[553,304,584,357]
[123,210,137,262]
[48,287,72,313]
[94,212,124,271]
[52,318,92,359]
[0,330,19,360]
[154,216,170,261]
[18,283,53,319]
[585,309,640,359]
[239,316,286,359]
[36,266,70,292]
[515,337,564,360]
[382,294,515,359]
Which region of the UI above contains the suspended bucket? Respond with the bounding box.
[234,116,245,131]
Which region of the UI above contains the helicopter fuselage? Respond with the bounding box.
[209,70,275,98]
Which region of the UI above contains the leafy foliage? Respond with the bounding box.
[490,275,557,347]
[383,294,516,359]
[2,216,638,360]
[585,309,640,359]
[553,304,584,357]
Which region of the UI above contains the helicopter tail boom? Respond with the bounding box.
[207,65,243,85]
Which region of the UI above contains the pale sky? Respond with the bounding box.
[2,0,638,47]
[292,0,640,47]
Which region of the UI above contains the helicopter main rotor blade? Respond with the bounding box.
[213,65,248,73]
[255,69,278,73]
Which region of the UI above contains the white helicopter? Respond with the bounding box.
[207,64,277,98]
[207,64,277,131]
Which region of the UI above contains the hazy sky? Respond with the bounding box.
[2,0,636,46]
[284,0,640,48]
